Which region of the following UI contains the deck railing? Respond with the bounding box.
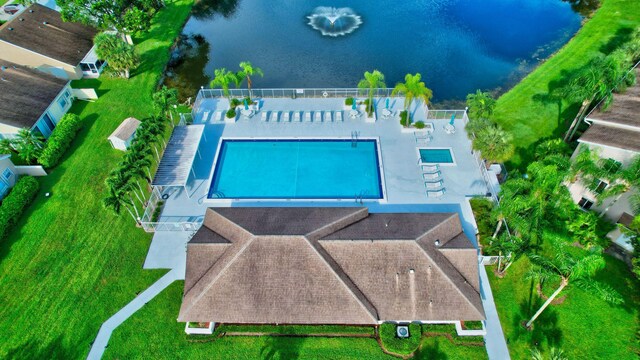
[140,187,202,232]
[194,87,401,102]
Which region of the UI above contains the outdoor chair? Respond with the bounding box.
[200,111,210,123]
[214,111,224,122]
[423,172,441,180]
[424,180,444,189]
[324,111,332,122]
[314,111,322,122]
[335,111,343,122]
[282,112,290,122]
[426,187,446,198]
[270,111,279,122]
[261,112,268,122]
[304,112,312,122]
[421,164,439,172]
[293,111,301,122]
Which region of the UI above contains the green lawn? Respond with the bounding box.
[0,1,193,358]
[493,0,640,168]
[104,282,488,359]
[488,255,639,359]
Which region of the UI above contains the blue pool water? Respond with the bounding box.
[182,0,583,101]
[209,139,383,199]
[420,149,454,163]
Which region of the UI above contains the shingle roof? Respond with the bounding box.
[178,207,485,324]
[0,4,97,66]
[578,123,640,153]
[586,68,640,129]
[108,117,140,141]
[0,60,68,129]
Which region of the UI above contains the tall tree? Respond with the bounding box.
[58,0,155,35]
[525,238,622,328]
[0,138,17,155]
[357,70,386,115]
[391,73,433,121]
[94,32,140,78]
[152,86,178,118]
[237,61,263,97]
[473,125,515,165]
[103,187,138,223]
[466,90,496,120]
[13,129,44,164]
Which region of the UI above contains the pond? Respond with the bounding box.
[166,0,592,103]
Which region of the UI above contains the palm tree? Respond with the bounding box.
[391,73,433,122]
[486,233,528,274]
[473,126,515,165]
[103,187,138,223]
[357,70,386,115]
[531,347,568,360]
[525,238,622,328]
[152,86,178,118]
[0,138,17,155]
[237,61,264,97]
[14,128,44,164]
[464,117,493,140]
[210,68,237,100]
[94,32,139,79]
[466,90,496,120]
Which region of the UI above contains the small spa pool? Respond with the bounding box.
[208,139,384,199]
[419,148,455,164]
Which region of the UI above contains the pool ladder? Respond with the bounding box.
[351,131,359,147]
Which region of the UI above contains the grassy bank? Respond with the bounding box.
[493,0,640,168]
[488,255,639,359]
[0,0,193,358]
[104,282,488,359]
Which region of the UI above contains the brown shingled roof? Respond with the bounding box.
[586,68,640,129]
[578,123,640,153]
[0,4,97,65]
[0,60,68,129]
[178,207,485,324]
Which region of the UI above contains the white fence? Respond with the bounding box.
[15,165,47,176]
[140,187,201,232]
[195,87,402,101]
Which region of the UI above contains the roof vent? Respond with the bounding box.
[29,9,34,13]
[434,239,440,246]
[409,269,415,274]
[43,21,48,25]
[19,18,24,21]
[8,27,13,31]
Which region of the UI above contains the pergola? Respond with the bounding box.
[151,124,206,198]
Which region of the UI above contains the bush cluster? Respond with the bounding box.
[226,108,237,119]
[38,114,83,168]
[414,121,425,129]
[0,176,39,241]
[230,98,242,108]
[399,110,411,127]
[379,323,422,355]
[344,97,354,106]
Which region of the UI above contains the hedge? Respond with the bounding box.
[38,113,83,168]
[0,176,39,241]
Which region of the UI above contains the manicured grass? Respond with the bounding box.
[379,323,422,355]
[493,0,640,168]
[104,282,488,359]
[488,254,639,359]
[0,1,193,358]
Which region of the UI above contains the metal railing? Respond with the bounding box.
[140,187,202,232]
[194,87,401,101]
[425,109,467,120]
[141,219,201,232]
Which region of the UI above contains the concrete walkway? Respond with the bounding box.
[478,265,511,360]
[86,269,181,360]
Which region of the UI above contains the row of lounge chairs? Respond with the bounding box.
[261,110,344,122]
[422,164,446,198]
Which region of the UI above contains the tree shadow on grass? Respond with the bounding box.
[413,338,448,360]
[4,336,75,360]
[591,255,640,314]
[510,296,563,350]
[600,27,635,55]
[260,335,305,360]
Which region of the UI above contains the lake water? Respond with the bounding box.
[170,0,584,102]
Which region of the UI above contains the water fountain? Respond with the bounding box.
[306,7,363,37]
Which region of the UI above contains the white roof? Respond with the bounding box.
[108,117,140,141]
[152,125,204,187]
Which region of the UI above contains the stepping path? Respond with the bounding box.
[87,269,181,360]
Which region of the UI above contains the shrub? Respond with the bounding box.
[469,197,494,248]
[230,98,241,108]
[414,121,425,129]
[462,321,483,330]
[399,110,411,127]
[345,97,354,106]
[38,114,83,168]
[226,108,236,119]
[0,176,39,241]
[379,323,422,355]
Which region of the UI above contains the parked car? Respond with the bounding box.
[3,4,21,15]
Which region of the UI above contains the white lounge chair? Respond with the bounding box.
[282,112,290,122]
[270,111,279,122]
[426,187,446,198]
[261,112,268,122]
[314,111,322,122]
[421,164,439,172]
[304,112,312,122]
[214,111,224,122]
[335,111,343,122]
[324,111,332,122]
[424,180,444,189]
[423,171,442,180]
[200,111,210,124]
[293,111,301,122]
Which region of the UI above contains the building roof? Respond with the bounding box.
[0,60,68,129]
[178,207,485,324]
[580,67,640,153]
[578,123,640,153]
[151,125,205,187]
[108,117,140,141]
[0,4,97,66]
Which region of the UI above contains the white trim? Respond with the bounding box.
[0,39,76,67]
[577,138,640,155]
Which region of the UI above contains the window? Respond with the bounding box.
[578,197,594,210]
[594,180,608,194]
[58,97,68,109]
[80,63,90,72]
[41,113,55,132]
[2,168,13,181]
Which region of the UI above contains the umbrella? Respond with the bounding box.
[244,99,249,110]
[385,98,390,109]
[449,114,455,125]
[352,99,357,110]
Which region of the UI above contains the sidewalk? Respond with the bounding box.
[479,265,511,359]
[86,269,181,360]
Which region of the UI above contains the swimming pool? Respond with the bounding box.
[208,139,384,199]
[419,148,455,164]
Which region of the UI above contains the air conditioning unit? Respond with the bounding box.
[396,325,409,338]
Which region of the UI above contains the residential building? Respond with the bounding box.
[0,154,47,200]
[178,207,485,333]
[0,60,73,138]
[568,67,640,251]
[0,4,103,79]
